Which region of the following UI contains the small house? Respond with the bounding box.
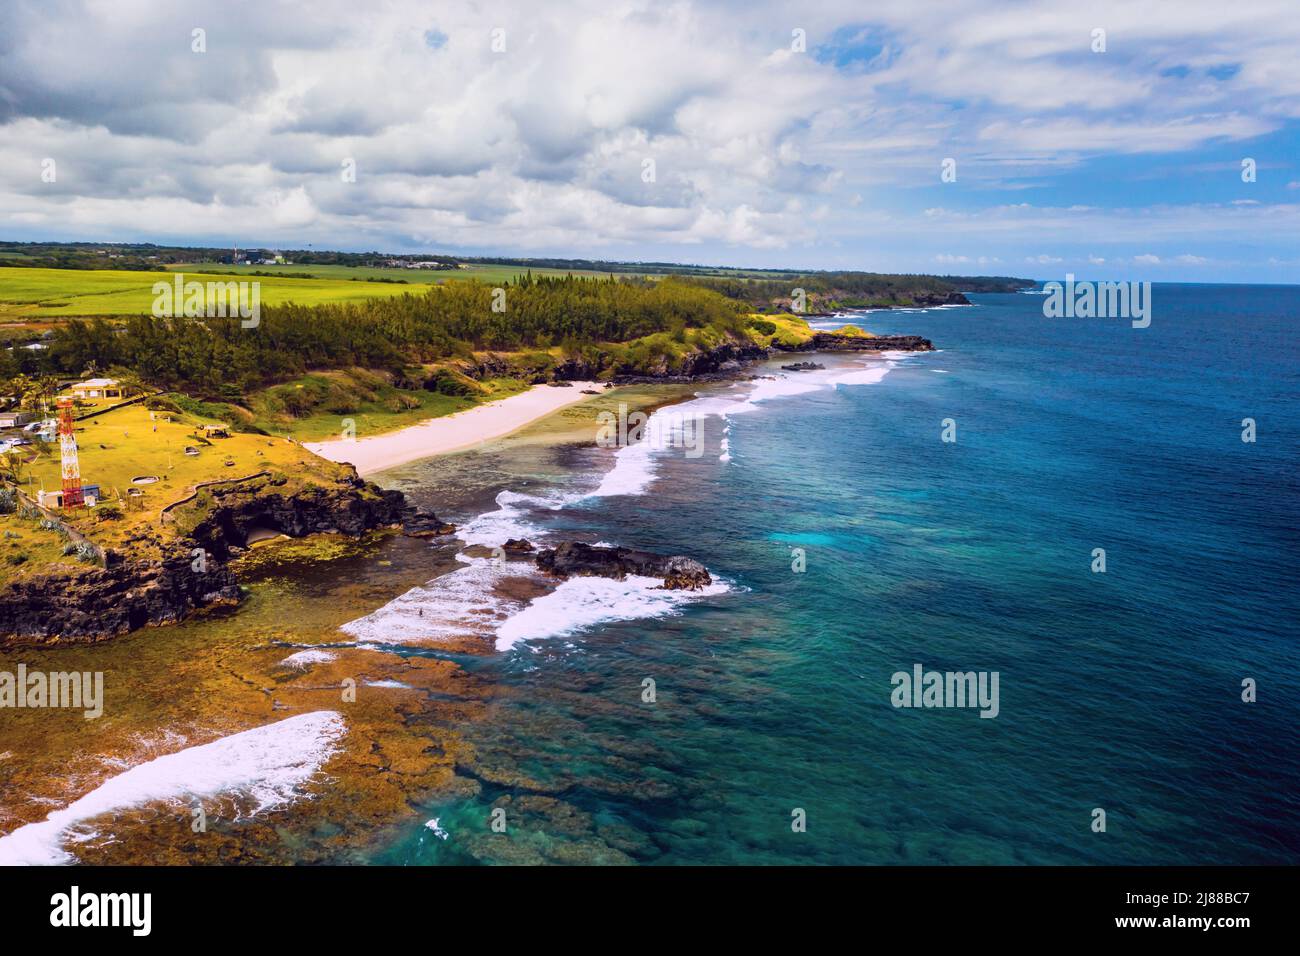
[0,411,30,429]
[37,485,100,509]
[69,378,124,400]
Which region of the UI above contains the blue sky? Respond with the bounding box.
[1,0,1297,282]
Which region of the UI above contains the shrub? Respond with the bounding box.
[424,369,474,397]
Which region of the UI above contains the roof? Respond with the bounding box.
[73,378,120,388]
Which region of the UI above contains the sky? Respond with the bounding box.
[1,0,1298,282]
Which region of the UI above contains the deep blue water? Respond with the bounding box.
[378,284,1300,865]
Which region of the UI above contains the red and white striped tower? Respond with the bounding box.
[57,396,84,509]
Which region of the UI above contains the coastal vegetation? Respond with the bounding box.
[2,274,751,397]
[674,271,1031,311]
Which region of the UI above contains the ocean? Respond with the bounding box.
[357,283,1300,865]
[2,284,1295,866]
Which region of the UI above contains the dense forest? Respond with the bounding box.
[0,275,746,399]
[677,271,1032,310]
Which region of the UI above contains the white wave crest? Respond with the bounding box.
[0,711,345,866]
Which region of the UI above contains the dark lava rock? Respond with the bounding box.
[799,333,934,352]
[503,538,536,554]
[781,362,825,371]
[1,474,437,646]
[402,510,457,537]
[536,542,712,591]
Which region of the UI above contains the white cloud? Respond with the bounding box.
[0,0,1297,274]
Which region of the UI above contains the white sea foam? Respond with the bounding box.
[582,364,859,498]
[424,817,449,840]
[827,363,894,387]
[587,433,657,498]
[495,574,731,650]
[0,711,345,866]
[341,555,526,646]
[456,489,556,546]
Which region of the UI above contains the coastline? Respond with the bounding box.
[304,381,603,475]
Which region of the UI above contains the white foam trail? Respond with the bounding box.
[0,711,345,866]
[456,489,558,546]
[585,353,910,496]
[587,434,657,498]
[826,363,894,387]
[341,555,527,646]
[495,575,731,650]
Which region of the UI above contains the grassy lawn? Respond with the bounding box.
[10,402,347,554]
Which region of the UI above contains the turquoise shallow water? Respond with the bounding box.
[373,284,1300,865]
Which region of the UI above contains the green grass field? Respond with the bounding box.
[0,266,422,319]
[0,263,640,320]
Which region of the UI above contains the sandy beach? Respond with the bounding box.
[305,382,602,475]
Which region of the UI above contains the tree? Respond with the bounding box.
[0,450,28,485]
[105,366,149,399]
[20,374,59,413]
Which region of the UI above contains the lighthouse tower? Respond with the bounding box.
[56,396,84,509]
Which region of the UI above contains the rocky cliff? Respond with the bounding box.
[0,473,440,647]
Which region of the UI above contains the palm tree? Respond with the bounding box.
[21,375,59,414]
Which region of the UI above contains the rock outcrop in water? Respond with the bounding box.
[536,542,712,591]
[790,333,935,353]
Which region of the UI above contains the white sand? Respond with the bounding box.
[304,382,602,475]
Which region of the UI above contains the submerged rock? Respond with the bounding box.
[535,542,712,591]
